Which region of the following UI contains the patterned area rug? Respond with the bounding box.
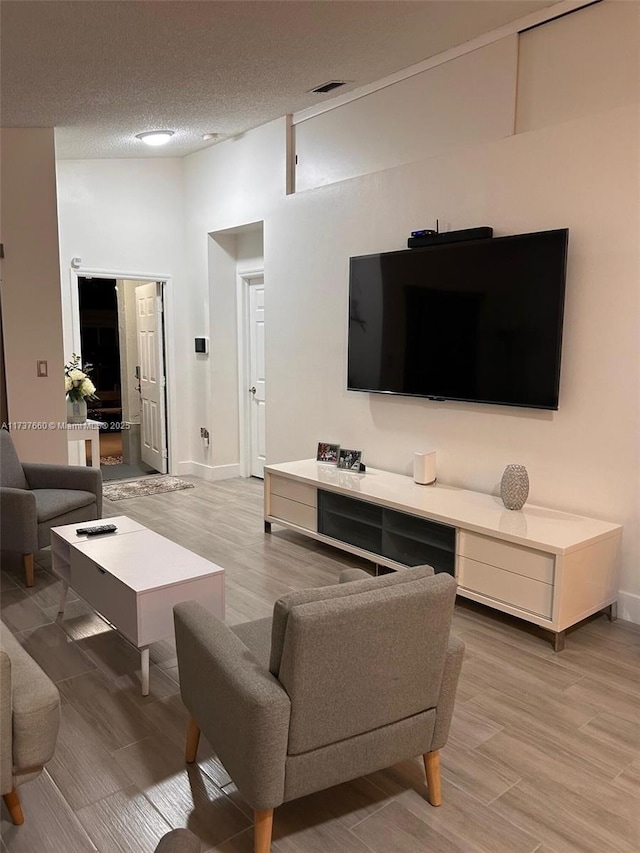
[103,476,195,501]
[100,455,123,466]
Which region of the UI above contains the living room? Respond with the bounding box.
[51,0,639,622]
[1,1,639,851]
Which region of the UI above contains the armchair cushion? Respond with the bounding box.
[270,563,437,676]
[278,573,456,755]
[33,489,97,523]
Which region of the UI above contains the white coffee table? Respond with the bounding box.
[50,516,225,695]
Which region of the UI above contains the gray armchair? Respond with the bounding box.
[0,428,102,586]
[174,565,464,853]
[154,829,199,853]
[1,621,61,824]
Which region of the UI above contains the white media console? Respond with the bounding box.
[264,460,622,651]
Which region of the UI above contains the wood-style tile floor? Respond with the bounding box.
[1,476,639,852]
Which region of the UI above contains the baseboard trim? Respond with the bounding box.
[175,461,194,477]
[617,590,640,625]
[189,462,241,482]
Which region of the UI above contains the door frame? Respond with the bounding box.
[236,268,264,478]
[67,266,177,474]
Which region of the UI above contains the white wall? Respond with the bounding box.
[180,1,639,620]
[56,158,186,467]
[183,119,285,475]
[0,128,67,462]
[294,35,518,191]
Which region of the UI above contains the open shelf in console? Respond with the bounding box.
[318,491,382,554]
[318,489,455,574]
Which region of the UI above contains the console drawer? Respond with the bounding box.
[270,475,317,508]
[270,494,317,531]
[458,531,554,584]
[458,556,553,618]
[70,550,138,644]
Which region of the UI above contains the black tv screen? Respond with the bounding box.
[347,229,569,410]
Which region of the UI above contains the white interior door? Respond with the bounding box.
[248,280,266,478]
[135,282,167,473]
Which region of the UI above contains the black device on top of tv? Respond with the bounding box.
[347,228,569,410]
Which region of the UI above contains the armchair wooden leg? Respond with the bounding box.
[254,808,274,853]
[23,553,35,587]
[185,715,201,763]
[3,788,25,825]
[424,750,442,806]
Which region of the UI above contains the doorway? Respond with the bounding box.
[239,273,266,478]
[76,275,168,480]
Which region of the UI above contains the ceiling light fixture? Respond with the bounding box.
[135,130,175,146]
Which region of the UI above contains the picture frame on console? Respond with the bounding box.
[317,442,340,464]
[337,449,362,470]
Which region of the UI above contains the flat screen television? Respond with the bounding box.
[347,228,569,410]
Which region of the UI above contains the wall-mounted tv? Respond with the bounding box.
[348,229,569,410]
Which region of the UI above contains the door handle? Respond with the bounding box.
[249,386,257,395]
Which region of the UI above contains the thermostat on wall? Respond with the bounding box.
[195,337,209,354]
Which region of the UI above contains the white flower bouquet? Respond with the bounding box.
[64,353,98,402]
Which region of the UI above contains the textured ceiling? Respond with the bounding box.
[1,0,558,159]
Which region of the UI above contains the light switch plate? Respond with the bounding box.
[36,360,48,377]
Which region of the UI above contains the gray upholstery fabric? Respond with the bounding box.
[154,829,200,853]
[279,573,456,755]
[0,649,11,794]
[339,568,372,583]
[431,635,465,751]
[270,564,437,676]
[174,602,291,810]
[0,488,38,554]
[0,431,28,489]
[37,505,100,549]
[24,463,103,519]
[0,431,102,556]
[284,709,436,802]
[33,488,97,522]
[174,566,463,814]
[231,617,272,671]
[0,622,60,792]
[339,565,434,584]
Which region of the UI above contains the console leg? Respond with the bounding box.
[553,630,566,653]
[264,520,272,534]
[606,602,618,622]
[141,647,150,696]
[58,581,69,615]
